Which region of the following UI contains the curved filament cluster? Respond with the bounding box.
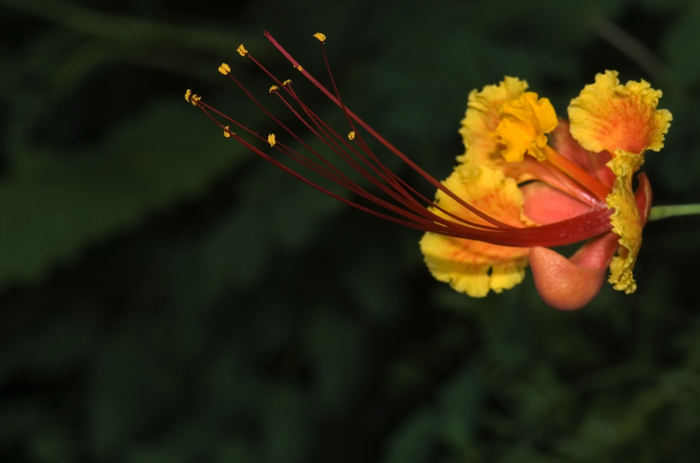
[184,31,613,248]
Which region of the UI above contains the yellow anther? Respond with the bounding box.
[268,133,276,147]
[269,85,279,93]
[295,65,304,72]
[313,32,327,43]
[282,79,292,86]
[348,131,356,141]
[218,63,231,75]
[185,90,201,106]
[223,126,233,138]
[237,44,248,57]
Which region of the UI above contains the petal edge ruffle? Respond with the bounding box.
[458,76,529,167]
[419,164,531,297]
[568,70,672,156]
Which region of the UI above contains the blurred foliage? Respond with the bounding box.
[0,0,699,462]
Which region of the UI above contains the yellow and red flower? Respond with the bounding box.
[420,71,671,309]
[186,32,671,310]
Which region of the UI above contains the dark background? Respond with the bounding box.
[1,0,700,462]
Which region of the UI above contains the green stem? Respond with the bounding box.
[648,204,700,221]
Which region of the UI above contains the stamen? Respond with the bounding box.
[262,30,516,230]
[186,33,615,249]
[542,145,609,201]
[218,63,231,75]
[184,89,201,106]
[208,103,459,234]
[258,67,493,233]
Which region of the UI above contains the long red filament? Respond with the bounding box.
[260,32,614,238]
[224,59,504,233]
[197,102,461,232]
[189,32,615,248]
[272,85,498,231]
[258,36,513,229]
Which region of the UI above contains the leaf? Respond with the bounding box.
[258,386,310,463]
[382,409,437,463]
[305,310,367,415]
[436,366,483,458]
[0,100,244,289]
[88,325,180,459]
[663,4,700,85]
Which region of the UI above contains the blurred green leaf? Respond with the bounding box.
[258,386,310,463]
[0,100,241,288]
[664,3,700,85]
[89,325,180,459]
[382,409,437,463]
[305,309,367,415]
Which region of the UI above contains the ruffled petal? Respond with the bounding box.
[457,77,529,166]
[420,233,530,297]
[568,71,671,294]
[420,164,531,297]
[568,70,672,155]
[605,150,645,293]
[495,92,558,162]
[603,161,653,294]
[456,79,592,202]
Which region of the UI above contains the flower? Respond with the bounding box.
[185,32,671,311]
[420,71,671,309]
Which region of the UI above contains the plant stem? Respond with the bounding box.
[648,204,700,221]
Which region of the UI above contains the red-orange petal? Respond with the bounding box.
[549,119,615,189]
[521,181,593,225]
[530,232,619,310]
[634,172,652,225]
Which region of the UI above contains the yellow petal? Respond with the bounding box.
[568,71,672,293]
[605,150,644,293]
[495,92,558,162]
[457,76,529,166]
[568,70,672,155]
[420,164,531,297]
